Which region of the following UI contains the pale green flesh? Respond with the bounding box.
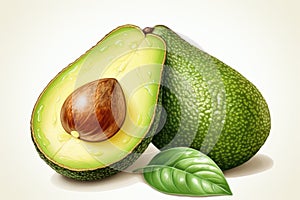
[32,25,166,170]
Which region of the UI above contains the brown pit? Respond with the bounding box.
[60,78,126,142]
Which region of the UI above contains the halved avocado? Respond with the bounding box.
[31,25,166,181]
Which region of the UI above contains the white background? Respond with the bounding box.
[1,0,299,199]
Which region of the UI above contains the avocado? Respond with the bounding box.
[31,25,166,181]
[147,25,271,170]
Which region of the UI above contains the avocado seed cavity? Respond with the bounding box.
[60,78,126,142]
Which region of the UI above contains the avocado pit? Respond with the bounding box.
[60,78,126,142]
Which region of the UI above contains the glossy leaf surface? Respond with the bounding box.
[142,147,232,196]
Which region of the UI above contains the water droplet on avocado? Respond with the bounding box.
[115,40,123,46]
[118,63,127,72]
[36,128,50,147]
[69,75,75,81]
[130,42,138,49]
[99,46,107,52]
[42,138,50,147]
[36,104,44,123]
[82,144,104,157]
[122,135,132,144]
[144,84,154,96]
[61,74,67,81]
[57,132,71,142]
[56,96,61,103]
[57,155,69,161]
[90,151,103,156]
[36,128,42,139]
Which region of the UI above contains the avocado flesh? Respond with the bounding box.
[31,25,166,180]
[150,25,271,170]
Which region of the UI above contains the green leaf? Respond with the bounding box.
[140,147,232,196]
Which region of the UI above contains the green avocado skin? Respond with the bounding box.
[151,25,271,170]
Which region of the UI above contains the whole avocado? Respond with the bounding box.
[147,25,271,170]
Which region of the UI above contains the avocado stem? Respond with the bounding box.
[143,27,154,34]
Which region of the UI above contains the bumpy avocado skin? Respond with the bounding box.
[151,25,271,170]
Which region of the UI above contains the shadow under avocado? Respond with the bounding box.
[224,153,274,178]
[51,171,143,192]
[51,152,273,192]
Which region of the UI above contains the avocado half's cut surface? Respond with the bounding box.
[31,25,166,180]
